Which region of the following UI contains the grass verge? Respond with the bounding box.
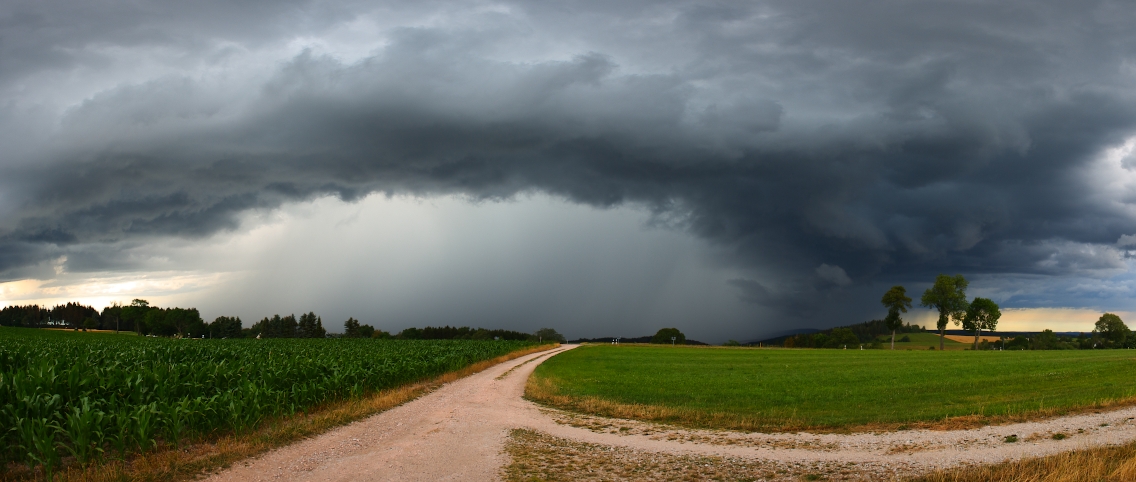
[7,343,557,482]
[911,440,1136,482]
[528,344,1136,432]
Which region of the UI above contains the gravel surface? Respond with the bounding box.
[204,345,1136,481]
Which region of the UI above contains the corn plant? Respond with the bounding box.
[0,327,534,476]
[59,397,105,466]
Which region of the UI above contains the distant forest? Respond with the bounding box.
[777,319,926,348]
[774,318,1133,350]
[569,335,709,345]
[0,300,561,342]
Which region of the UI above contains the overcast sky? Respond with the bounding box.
[3,0,1136,341]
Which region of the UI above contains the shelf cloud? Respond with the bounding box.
[3,0,1136,337]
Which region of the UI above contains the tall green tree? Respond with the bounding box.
[534,327,566,344]
[651,328,685,345]
[344,317,362,337]
[961,297,1001,349]
[920,274,969,350]
[1094,313,1130,347]
[827,327,860,348]
[344,317,377,338]
[170,308,205,338]
[881,285,912,350]
[51,302,98,329]
[1033,329,1059,350]
[252,314,298,338]
[101,303,123,333]
[209,316,243,338]
[122,299,152,334]
[297,312,326,338]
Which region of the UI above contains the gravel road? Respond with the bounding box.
[205,345,1136,481]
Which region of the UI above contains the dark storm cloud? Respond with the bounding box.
[3,0,1136,324]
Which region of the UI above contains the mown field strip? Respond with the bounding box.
[529,344,1136,431]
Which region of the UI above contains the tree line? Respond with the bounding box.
[0,302,99,330]
[782,274,1133,350]
[782,320,925,349]
[0,300,566,342]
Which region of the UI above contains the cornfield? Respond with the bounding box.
[0,328,534,478]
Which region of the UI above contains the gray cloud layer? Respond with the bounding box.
[4,0,1136,329]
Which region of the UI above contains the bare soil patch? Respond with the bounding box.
[942,335,1003,344]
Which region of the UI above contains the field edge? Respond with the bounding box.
[910,440,1136,482]
[524,350,1136,434]
[33,343,560,482]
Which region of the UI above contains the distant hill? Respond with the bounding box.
[757,319,927,346]
[569,335,708,345]
[743,328,821,346]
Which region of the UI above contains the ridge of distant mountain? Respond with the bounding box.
[742,328,822,345]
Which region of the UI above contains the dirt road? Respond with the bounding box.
[205,345,1136,481]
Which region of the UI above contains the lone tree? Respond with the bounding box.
[651,328,686,345]
[961,297,1001,349]
[921,274,969,351]
[1094,313,1131,347]
[881,285,913,350]
[533,328,566,344]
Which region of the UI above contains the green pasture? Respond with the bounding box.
[877,332,966,350]
[532,344,1136,430]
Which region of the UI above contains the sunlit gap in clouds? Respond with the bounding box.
[906,308,1133,334]
[0,272,233,312]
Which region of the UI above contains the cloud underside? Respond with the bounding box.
[3,0,1136,321]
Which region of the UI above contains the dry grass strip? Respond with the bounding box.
[502,428,901,482]
[912,441,1136,482]
[3,343,557,482]
[526,376,1136,434]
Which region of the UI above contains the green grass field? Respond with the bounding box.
[529,344,1136,431]
[878,332,966,350]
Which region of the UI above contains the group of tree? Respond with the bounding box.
[247,312,328,338]
[783,326,873,349]
[880,274,1002,350]
[0,302,99,329]
[1092,313,1133,348]
[877,275,1135,350]
[1,301,572,343]
[343,317,385,338]
[650,328,686,345]
[780,319,924,348]
[0,300,185,334]
[389,325,565,343]
[964,318,1133,350]
[570,329,708,345]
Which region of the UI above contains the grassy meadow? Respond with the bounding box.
[878,332,967,350]
[529,344,1136,431]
